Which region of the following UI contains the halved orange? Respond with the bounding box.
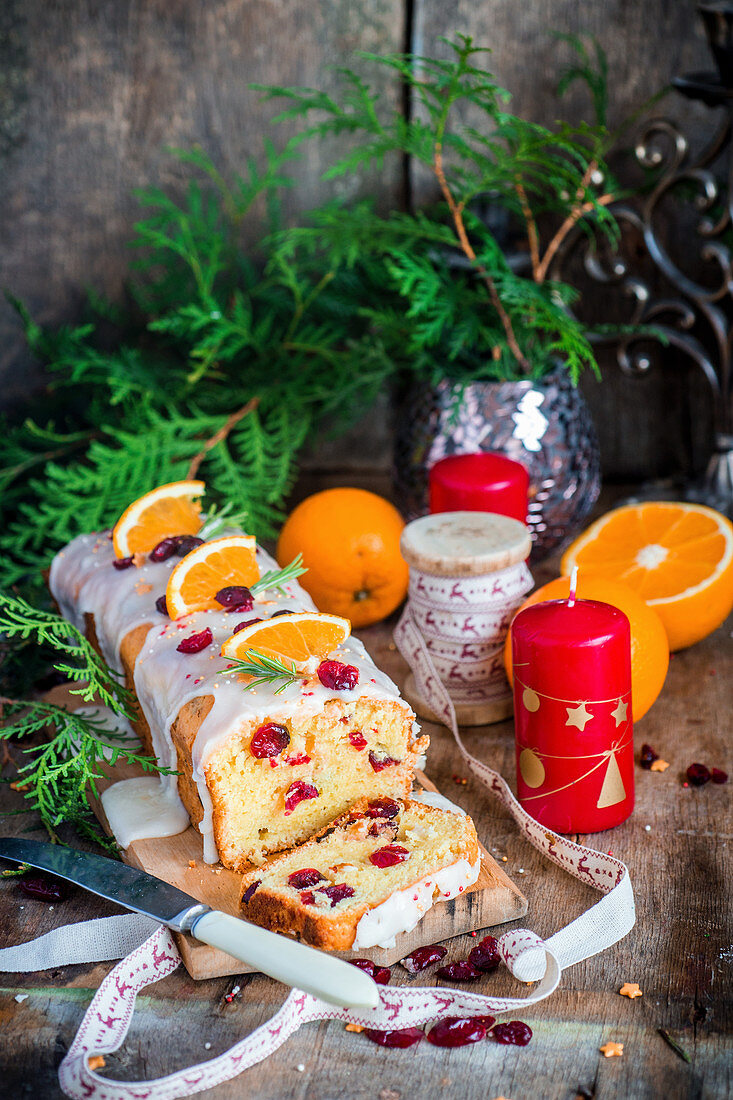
[166,535,259,620]
[113,480,205,558]
[561,502,733,651]
[221,611,351,665]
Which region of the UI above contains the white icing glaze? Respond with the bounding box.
[100,777,191,848]
[352,856,481,949]
[410,790,468,817]
[50,531,418,863]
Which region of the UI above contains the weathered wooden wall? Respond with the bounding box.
[0,0,715,479]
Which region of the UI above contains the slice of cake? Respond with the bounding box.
[239,796,480,950]
[49,516,427,871]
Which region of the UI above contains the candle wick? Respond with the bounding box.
[568,565,579,607]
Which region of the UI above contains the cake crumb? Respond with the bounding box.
[14,994,28,1003]
[204,1042,211,1050]
[88,1055,106,1071]
[296,1063,305,1072]
[379,1090,400,1100]
[188,860,197,868]
[644,825,651,832]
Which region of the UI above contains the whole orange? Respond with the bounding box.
[276,488,409,628]
[504,575,669,722]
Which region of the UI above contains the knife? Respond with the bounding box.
[0,837,378,1009]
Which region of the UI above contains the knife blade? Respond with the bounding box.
[0,837,378,1009]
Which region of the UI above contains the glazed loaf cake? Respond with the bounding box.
[239,795,480,950]
[50,531,427,871]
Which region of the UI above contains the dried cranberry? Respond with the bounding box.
[366,797,400,819]
[364,1027,423,1048]
[150,537,180,562]
[19,874,68,903]
[287,868,324,890]
[233,617,262,634]
[350,959,391,985]
[492,1020,533,1046]
[468,934,500,972]
[318,883,355,907]
[370,844,410,868]
[426,1017,486,1047]
[640,743,659,769]
[270,609,292,617]
[112,556,134,570]
[348,729,367,750]
[436,961,481,982]
[175,535,204,556]
[317,660,359,691]
[368,750,399,772]
[250,722,290,758]
[215,586,253,611]
[155,595,168,616]
[176,627,213,654]
[711,767,728,784]
[686,763,711,787]
[300,891,315,905]
[284,780,319,814]
[285,753,311,766]
[400,944,447,973]
[241,880,261,904]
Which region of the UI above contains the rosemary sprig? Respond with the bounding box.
[223,648,300,694]
[251,553,307,597]
[199,502,250,540]
[657,1028,692,1064]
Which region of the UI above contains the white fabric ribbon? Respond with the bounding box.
[0,570,635,1098]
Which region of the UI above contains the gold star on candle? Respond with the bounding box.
[566,702,593,730]
[610,698,628,727]
[619,982,643,998]
[599,1041,624,1058]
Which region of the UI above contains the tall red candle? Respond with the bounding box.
[511,598,634,833]
[429,452,529,523]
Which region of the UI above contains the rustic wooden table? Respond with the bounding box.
[1,552,731,1100]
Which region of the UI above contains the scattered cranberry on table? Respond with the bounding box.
[317,660,359,691]
[468,934,501,972]
[436,960,481,982]
[176,628,213,654]
[711,767,728,784]
[400,944,448,973]
[686,763,711,787]
[350,959,391,985]
[364,1027,424,1048]
[639,743,659,769]
[492,1020,533,1046]
[19,874,68,902]
[426,1016,487,1047]
[251,722,290,758]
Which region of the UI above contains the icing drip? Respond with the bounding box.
[100,777,191,849]
[352,856,481,949]
[410,790,468,817]
[50,533,417,863]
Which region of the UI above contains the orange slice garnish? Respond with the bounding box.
[221,611,351,665]
[166,535,260,620]
[112,480,205,558]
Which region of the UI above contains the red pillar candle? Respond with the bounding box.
[511,598,634,833]
[429,452,529,523]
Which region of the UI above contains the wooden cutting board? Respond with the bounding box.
[47,687,527,979]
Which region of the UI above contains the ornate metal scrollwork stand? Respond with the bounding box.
[552,75,733,517]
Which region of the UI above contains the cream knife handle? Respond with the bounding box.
[190,910,378,1009]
